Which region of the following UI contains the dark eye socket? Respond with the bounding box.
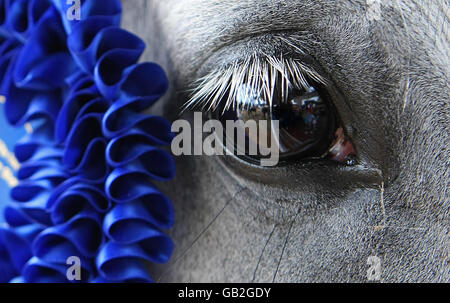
[186,55,357,167]
[212,76,356,166]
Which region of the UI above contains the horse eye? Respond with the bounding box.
[212,79,356,165]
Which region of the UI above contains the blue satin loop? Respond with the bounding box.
[1,0,52,40]
[15,123,58,161]
[0,0,175,283]
[21,256,68,282]
[62,113,109,182]
[49,182,110,224]
[96,237,173,282]
[68,19,144,75]
[101,63,171,140]
[0,225,42,271]
[0,224,43,282]
[32,211,102,276]
[13,7,75,90]
[51,0,122,35]
[54,76,103,144]
[106,133,174,179]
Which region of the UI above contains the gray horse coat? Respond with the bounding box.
[121,0,449,282]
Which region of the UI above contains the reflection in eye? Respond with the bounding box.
[185,55,356,166]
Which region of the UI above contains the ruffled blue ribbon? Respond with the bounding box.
[0,0,175,282]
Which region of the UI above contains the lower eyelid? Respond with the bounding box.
[217,148,382,190]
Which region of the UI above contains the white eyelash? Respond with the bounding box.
[182,54,327,113]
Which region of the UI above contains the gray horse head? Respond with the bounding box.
[122,0,449,282]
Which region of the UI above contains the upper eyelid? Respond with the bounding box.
[182,53,328,113]
[186,31,319,83]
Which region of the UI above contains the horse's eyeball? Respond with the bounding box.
[213,81,356,166]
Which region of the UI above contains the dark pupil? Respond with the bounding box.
[216,82,336,162]
[273,88,333,156]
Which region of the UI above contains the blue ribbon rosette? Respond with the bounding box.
[0,0,175,283]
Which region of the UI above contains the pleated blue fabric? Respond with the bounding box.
[0,0,175,282]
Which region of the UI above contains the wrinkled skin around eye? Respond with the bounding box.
[122,0,449,282]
